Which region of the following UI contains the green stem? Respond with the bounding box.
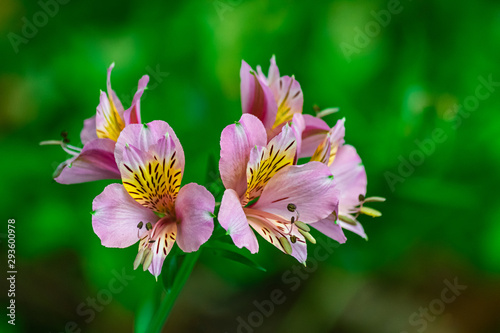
[146,250,201,333]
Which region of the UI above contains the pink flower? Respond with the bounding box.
[240,55,332,158]
[309,118,384,241]
[41,63,148,184]
[218,114,339,264]
[92,121,215,278]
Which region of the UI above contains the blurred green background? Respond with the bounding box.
[1,0,500,332]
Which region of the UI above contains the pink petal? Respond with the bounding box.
[274,75,303,117]
[115,120,184,174]
[309,214,347,244]
[175,183,215,252]
[240,113,268,147]
[80,115,97,145]
[148,219,177,277]
[106,63,125,116]
[291,113,306,159]
[289,239,308,264]
[54,138,120,184]
[253,161,338,223]
[265,55,281,98]
[256,64,267,83]
[339,219,367,240]
[218,189,259,253]
[123,75,149,126]
[219,114,267,197]
[329,118,346,148]
[92,183,158,248]
[298,115,330,158]
[310,118,345,166]
[330,144,367,211]
[120,142,155,174]
[240,60,278,131]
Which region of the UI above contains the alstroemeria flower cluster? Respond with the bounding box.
[44,58,383,277]
[224,56,384,262]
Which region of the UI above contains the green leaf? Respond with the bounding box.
[161,253,179,293]
[204,241,266,272]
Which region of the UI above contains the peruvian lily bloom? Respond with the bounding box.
[41,63,149,184]
[309,118,384,241]
[240,55,333,158]
[92,121,215,278]
[218,114,339,264]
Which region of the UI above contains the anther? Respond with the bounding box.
[316,107,340,118]
[137,222,144,229]
[278,237,293,255]
[298,229,316,244]
[291,216,295,223]
[360,206,382,217]
[61,131,70,143]
[363,196,386,203]
[142,249,154,271]
[287,203,297,212]
[294,221,310,232]
[358,194,365,202]
[339,215,356,225]
[133,249,145,270]
[290,235,297,243]
[146,222,152,230]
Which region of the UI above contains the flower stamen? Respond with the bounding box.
[283,203,314,244]
[136,221,143,238]
[39,140,82,156]
[278,236,292,255]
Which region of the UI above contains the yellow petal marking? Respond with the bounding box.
[122,151,182,215]
[245,139,296,204]
[96,96,125,141]
[272,77,300,129]
[310,134,338,166]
